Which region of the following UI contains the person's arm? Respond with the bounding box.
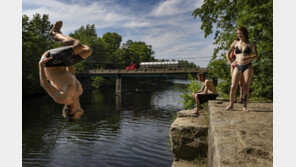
[244,43,258,61]
[194,90,202,93]
[226,51,234,64]
[199,81,209,95]
[67,65,75,75]
[39,51,73,104]
[226,41,236,64]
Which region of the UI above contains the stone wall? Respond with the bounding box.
[169,100,273,167]
[170,110,208,167]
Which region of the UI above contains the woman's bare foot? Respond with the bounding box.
[238,98,243,103]
[49,21,63,36]
[225,104,233,110]
[243,107,248,112]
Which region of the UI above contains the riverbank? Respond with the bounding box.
[170,100,273,167]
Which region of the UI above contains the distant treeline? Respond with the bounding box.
[22,14,197,96]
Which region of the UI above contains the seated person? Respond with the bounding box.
[191,73,218,115]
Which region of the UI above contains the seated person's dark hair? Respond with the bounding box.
[198,72,206,76]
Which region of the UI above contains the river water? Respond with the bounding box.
[22,79,190,167]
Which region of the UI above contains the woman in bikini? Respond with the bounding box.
[226,51,244,103]
[225,26,258,112]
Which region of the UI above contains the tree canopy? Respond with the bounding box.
[192,0,273,100]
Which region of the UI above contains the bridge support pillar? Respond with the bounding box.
[116,76,136,93]
[116,76,122,93]
[115,93,121,111]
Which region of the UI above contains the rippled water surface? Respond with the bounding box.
[23,79,189,167]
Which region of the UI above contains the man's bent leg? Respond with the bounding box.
[192,94,201,115]
[50,21,83,54]
[51,32,83,54]
[77,45,92,59]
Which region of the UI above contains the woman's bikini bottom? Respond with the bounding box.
[235,63,251,73]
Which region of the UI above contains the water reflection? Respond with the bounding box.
[116,93,122,112]
[23,79,187,167]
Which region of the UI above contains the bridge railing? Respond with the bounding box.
[76,68,208,75]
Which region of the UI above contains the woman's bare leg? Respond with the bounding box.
[238,75,244,103]
[226,68,241,110]
[230,66,237,103]
[49,21,92,59]
[242,65,254,112]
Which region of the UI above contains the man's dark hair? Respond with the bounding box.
[62,105,75,123]
[198,72,206,77]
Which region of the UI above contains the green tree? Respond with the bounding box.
[102,32,122,51]
[192,0,273,100]
[22,14,56,95]
[178,60,197,68]
[69,24,97,46]
[128,41,155,64]
[180,74,203,109]
[122,40,134,49]
[69,24,103,70]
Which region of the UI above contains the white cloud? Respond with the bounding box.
[123,21,150,28]
[23,0,130,33]
[152,0,202,17]
[156,41,215,67]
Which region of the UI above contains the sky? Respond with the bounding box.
[22,0,216,67]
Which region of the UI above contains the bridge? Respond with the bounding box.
[76,68,207,93]
[76,68,204,77]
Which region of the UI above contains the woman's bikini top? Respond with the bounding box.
[235,42,251,55]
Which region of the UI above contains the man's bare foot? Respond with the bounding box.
[225,105,233,110]
[49,21,63,36]
[243,107,248,112]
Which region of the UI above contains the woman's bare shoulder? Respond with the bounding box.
[231,39,238,47]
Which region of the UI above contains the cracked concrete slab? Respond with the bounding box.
[208,101,273,167]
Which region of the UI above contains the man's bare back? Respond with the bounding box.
[45,66,83,99]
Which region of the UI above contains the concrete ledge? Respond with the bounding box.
[170,110,208,160]
[172,159,207,167]
[208,100,273,167]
